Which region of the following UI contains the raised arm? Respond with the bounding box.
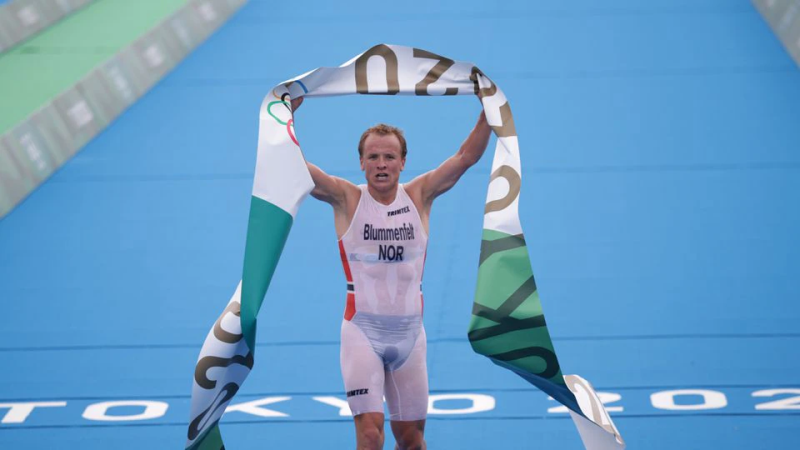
[291,97,358,209]
[407,111,491,207]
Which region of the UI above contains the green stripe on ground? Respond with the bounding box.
[0,0,188,134]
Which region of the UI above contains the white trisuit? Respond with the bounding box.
[338,184,428,421]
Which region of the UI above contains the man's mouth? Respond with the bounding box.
[376,173,389,180]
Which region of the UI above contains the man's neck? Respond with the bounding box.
[367,183,399,205]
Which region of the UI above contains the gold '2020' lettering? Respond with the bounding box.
[413,48,458,96]
[355,44,400,95]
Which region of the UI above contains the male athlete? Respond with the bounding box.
[292,97,490,450]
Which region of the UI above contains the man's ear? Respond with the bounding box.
[360,156,365,171]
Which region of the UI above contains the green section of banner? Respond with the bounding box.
[188,423,224,450]
[469,228,565,386]
[240,196,294,353]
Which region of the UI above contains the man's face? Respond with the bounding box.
[360,133,406,192]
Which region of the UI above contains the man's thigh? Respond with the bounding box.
[341,319,385,415]
[384,326,428,421]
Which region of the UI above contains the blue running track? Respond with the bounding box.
[1,0,799,448]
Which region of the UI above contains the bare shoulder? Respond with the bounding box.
[404,175,424,201]
[330,178,361,219]
[341,180,361,210]
[309,163,359,208]
[333,181,362,238]
[403,176,431,214]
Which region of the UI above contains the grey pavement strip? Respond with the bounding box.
[0,0,248,219]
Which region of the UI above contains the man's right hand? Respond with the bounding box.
[291,96,304,113]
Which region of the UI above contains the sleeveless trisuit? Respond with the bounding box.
[338,184,429,420]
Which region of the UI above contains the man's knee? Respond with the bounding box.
[355,414,385,450]
[357,426,384,450]
[396,440,424,450]
[395,436,425,450]
[393,425,425,450]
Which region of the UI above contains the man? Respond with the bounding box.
[292,97,490,450]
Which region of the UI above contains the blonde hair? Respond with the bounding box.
[358,124,407,158]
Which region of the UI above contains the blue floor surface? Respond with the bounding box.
[1,0,799,448]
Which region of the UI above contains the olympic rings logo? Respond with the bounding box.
[267,81,308,147]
